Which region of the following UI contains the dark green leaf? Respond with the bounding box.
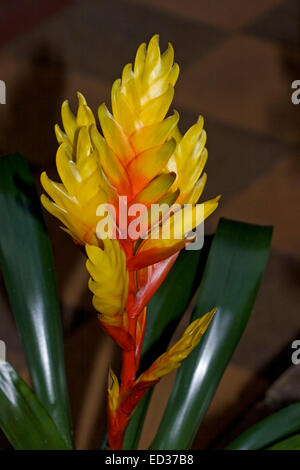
[123,245,210,449]
[0,361,69,449]
[151,218,273,449]
[0,154,72,448]
[227,403,300,450]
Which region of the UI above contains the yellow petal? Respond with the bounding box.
[133,42,146,78]
[40,171,75,211]
[143,34,161,83]
[139,84,174,126]
[98,103,134,165]
[161,43,175,77]
[55,124,69,145]
[56,144,81,196]
[184,172,207,204]
[111,79,141,135]
[61,100,76,143]
[131,111,179,154]
[76,126,92,166]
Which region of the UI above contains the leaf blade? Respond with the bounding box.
[0,153,72,448]
[227,403,300,450]
[0,362,69,450]
[151,218,273,449]
[268,433,300,450]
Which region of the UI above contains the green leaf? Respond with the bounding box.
[0,154,72,448]
[268,433,300,450]
[123,245,210,449]
[151,218,273,449]
[227,403,300,450]
[0,361,69,449]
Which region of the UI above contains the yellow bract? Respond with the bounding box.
[85,239,129,326]
[111,34,179,134]
[55,92,95,147]
[108,368,120,414]
[137,308,217,382]
[167,117,208,204]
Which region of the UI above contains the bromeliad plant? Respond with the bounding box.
[40,35,219,449]
[0,35,299,450]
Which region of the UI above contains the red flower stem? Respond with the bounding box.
[108,242,146,448]
[120,315,137,392]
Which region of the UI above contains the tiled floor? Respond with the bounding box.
[176,35,300,142]
[127,0,286,31]
[0,0,299,449]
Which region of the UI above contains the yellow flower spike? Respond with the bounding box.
[108,368,120,414]
[137,308,217,382]
[86,239,129,327]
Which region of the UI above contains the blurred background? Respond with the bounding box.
[0,0,299,449]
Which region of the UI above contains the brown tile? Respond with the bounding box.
[230,248,300,373]
[0,0,71,47]
[3,0,226,83]
[0,53,110,168]
[174,107,289,203]
[192,364,268,449]
[175,35,300,143]
[203,156,300,376]
[64,316,120,449]
[138,305,193,449]
[266,365,300,403]
[246,0,300,47]
[216,364,300,448]
[138,370,177,449]
[0,52,67,167]
[128,0,285,31]
[208,156,300,258]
